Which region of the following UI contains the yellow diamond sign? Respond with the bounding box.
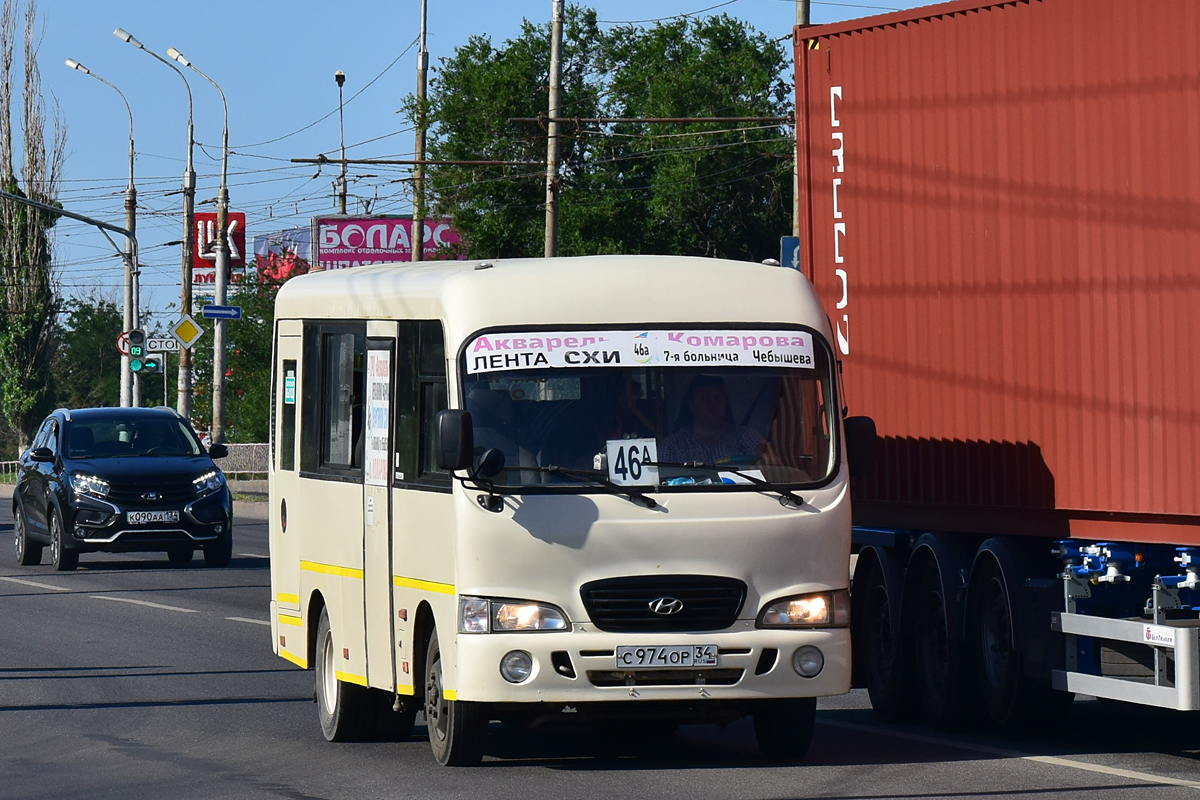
[171,314,205,350]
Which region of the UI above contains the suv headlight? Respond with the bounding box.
[66,472,110,499]
[459,597,569,633]
[193,469,225,497]
[758,589,850,628]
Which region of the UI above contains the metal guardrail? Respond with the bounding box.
[0,443,268,482]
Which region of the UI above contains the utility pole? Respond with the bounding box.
[412,0,429,263]
[336,70,347,215]
[793,0,810,239]
[544,0,563,258]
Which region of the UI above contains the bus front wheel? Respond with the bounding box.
[315,607,373,741]
[424,631,485,766]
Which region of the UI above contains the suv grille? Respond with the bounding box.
[580,575,747,632]
[107,481,195,504]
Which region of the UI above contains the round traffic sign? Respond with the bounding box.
[116,331,131,356]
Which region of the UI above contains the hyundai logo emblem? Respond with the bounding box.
[649,596,684,616]
[142,492,160,501]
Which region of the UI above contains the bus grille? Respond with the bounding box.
[580,575,747,632]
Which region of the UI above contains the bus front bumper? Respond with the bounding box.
[449,625,849,706]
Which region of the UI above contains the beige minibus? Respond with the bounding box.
[269,255,862,765]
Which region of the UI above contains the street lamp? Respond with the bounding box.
[65,57,140,408]
[168,47,230,444]
[335,70,346,214]
[114,28,197,421]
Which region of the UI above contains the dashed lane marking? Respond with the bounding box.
[227,617,271,626]
[0,576,71,592]
[821,718,1200,790]
[90,595,198,613]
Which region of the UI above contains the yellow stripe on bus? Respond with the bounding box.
[278,613,303,627]
[301,561,364,580]
[396,684,416,696]
[393,575,456,595]
[277,593,300,605]
[336,670,368,687]
[280,649,307,669]
[443,689,458,701]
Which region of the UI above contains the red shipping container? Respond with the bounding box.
[795,0,1200,545]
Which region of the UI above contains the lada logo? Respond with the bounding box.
[649,596,684,616]
[142,492,160,501]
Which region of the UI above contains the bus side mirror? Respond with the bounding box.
[208,443,229,459]
[844,416,877,479]
[435,409,474,471]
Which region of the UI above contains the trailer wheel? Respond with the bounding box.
[424,630,486,765]
[854,554,914,720]
[911,559,968,728]
[315,607,373,741]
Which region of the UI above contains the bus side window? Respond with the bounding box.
[279,359,297,471]
[394,319,448,490]
[300,322,366,478]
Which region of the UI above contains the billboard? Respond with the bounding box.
[312,216,462,270]
[193,211,247,293]
[253,226,311,282]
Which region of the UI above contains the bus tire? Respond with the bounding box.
[753,697,816,762]
[854,551,915,721]
[14,505,42,566]
[315,607,373,741]
[424,631,485,766]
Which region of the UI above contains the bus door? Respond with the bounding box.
[363,323,398,692]
[271,322,304,657]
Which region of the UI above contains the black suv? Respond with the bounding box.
[12,407,233,571]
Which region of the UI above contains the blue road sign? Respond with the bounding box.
[201,305,243,320]
[780,236,801,271]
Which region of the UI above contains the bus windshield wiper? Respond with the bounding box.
[506,464,658,509]
[651,460,804,508]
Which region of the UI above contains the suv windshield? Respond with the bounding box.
[66,415,204,459]
[461,328,836,489]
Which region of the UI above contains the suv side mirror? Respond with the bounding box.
[208,443,229,459]
[30,446,54,463]
[435,409,474,472]
[844,416,878,479]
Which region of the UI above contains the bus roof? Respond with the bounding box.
[274,255,832,349]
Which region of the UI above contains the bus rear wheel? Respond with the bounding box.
[315,607,373,741]
[424,631,485,766]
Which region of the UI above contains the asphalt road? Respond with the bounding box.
[4,485,1200,799]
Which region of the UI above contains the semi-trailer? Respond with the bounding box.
[794,0,1200,727]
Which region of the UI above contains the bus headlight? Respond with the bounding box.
[758,589,850,628]
[459,597,569,633]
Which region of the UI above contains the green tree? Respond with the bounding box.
[0,0,65,450]
[51,295,121,409]
[418,7,791,262]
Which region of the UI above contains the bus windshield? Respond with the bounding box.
[460,328,837,489]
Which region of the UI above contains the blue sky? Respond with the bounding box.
[37,0,923,316]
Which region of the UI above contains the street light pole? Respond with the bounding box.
[335,70,346,214]
[544,0,563,258]
[170,48,230,444]
[65,58,139,408]
[114,28,196,420]
[412,0,428,263]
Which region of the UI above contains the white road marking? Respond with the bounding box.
[0,576,71,592]
[90,595,198,613]
[227,616,271,626]
[821,718,1200,789]
[237,553,269,559]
